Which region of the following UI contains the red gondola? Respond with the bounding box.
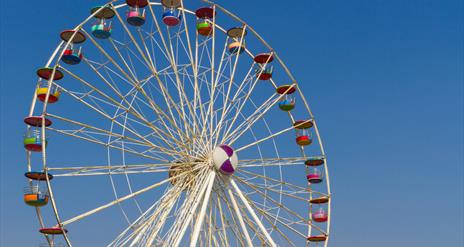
[60,30,86,65]
[254,53,274,80]
[293,120,313,146]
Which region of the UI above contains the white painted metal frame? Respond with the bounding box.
[25,1,331,246]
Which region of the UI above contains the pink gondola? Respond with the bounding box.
[306,168,323,184]
[312,208,328,223]
[127,7,146,26]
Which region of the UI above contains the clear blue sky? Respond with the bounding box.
[1,0,463,246]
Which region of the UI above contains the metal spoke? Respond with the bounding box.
[61,165,206,226]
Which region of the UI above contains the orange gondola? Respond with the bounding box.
[24,186,49,207]
[307,168,323,184]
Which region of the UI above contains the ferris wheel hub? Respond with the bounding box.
[212,144,238,175]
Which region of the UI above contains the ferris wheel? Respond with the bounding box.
[23,0,332,246]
